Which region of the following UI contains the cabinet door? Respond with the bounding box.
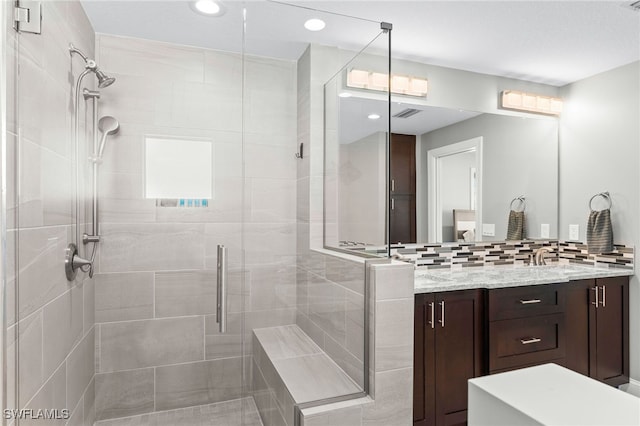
[390,134,416,243]
[390,133,416,194]
[390,195,416,244]
[591,276,629,386]
[434,290,483,426]
[564,280,592,376]
[414,294,435,426]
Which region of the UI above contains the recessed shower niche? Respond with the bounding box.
[144,136,214,200]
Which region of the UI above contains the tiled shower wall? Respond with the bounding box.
[5,1,97,424]
[92,35,298,421]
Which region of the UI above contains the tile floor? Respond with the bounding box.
[94,397,263,426]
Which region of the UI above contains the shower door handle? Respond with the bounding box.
[216,245,227,333]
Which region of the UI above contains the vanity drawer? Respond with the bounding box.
[488,284,566,321]
[489,313,565,372]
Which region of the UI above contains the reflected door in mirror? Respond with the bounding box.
[390,134,416,243]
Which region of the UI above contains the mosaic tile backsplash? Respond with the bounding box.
[349,240,634,270]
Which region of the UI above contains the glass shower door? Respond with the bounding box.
[3,1,249,425]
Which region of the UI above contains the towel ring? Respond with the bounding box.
[510,196,526,212]
[589,192,612,211]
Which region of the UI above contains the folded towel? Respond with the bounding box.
[587,209,613,254]
[506,210,525,240]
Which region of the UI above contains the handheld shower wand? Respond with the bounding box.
[96,116,120,161]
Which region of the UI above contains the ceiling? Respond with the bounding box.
[81,1,640,87]
[81,1,639,142]
[339,99,481,144]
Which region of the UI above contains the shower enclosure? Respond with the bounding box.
[1,1,391,425]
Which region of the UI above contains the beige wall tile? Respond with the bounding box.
[155,270,216,317]
[99,223,206,272]
[43,285,84,379]
[24,363,67,424]
[205,312,242,360]
[155,358,244,411]
[374,299,414,372]
[8,313,43,405]
[17,226,70,319]
[99,317,204,372]
[95,272,154,323]
[362,368,413,426]
[95,368,154,420]
[67,328,95,413]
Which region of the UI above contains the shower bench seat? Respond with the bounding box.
[252,324,361,425]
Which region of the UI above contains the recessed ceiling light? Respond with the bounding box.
[191,0,225,16]
[368,113,381,120]
[304,18,326,31]
[338,92,352,98]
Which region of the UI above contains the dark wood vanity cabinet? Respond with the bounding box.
[487,284,567,373]
[565,276,629,386]
[414,290,483,426]
[413,276,629,425]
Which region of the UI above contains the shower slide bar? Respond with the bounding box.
[65,43,117,281]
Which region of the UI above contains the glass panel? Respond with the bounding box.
[3,0,388,424]
[324,30,391,257]
[243,0,385,419]
[3,0,19,419]
[7,1,248,425]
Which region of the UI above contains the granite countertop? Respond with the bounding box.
[415,263,634,294]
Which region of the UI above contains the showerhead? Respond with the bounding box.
[95,69,116,88]
[69,43,116,89]
[97,116,120,160]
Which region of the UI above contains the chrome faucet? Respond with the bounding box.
[534,247,553,266]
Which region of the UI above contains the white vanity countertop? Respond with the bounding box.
[414,263,633,293]
[468,363,640,426]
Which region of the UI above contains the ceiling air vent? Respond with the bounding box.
[393,108,422,119]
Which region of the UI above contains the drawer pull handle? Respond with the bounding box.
[438,301,445,328]
[519,299,541,305]
[601,285,606,308]
[592,287,599,308]
[520,337,542,345]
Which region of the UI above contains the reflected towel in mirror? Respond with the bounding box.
[506,210,525,240]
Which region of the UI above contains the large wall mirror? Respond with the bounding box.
[329,94,558,248]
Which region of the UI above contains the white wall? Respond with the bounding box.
[559,61,640,383]
[338,132,386,245]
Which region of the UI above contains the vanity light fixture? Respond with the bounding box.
[501,90,563,116]
[304,18,326,31]
[367,113,381,120]
[191,0,226,16]
[347,69,428,97]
